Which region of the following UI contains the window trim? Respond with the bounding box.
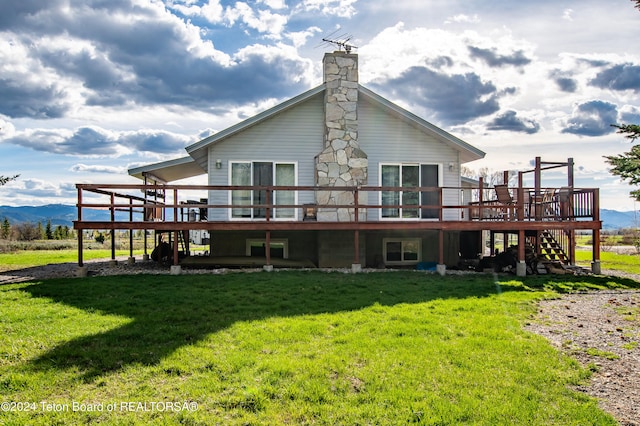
[245,238,289,259]
[228,160,298,221]
[378,163,442,221]
[382,238,422,265]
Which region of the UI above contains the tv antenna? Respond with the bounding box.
[318,30,357,52]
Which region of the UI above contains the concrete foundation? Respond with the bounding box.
[592,260,601,275]
[351,263,362,273]
[76,266,89,278]
[263,264,274,272]
[436,264,446,276]
[516,261,527,277]
[127,257,136,265]
[142,254,150,261]
[109,260,118,267]
[170,265,182,275]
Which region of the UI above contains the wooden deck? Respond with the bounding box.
[73,181,601,274]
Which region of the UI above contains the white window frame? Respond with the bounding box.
[379,163,442,221]
[228,160,298,221]
[245,238,289,259]
[383,238,422,265]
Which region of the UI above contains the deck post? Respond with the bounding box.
[76,187,88,277]
[128,198,135,264]
[173,230,179,266]
[110,193,117,266]
[592,189,601,273]
[534,157,541,221]
[517,172,525,221]
[352,229,362,272]
[77,187,84,268]
[264,230,272,271]
[592,228,601,274]
[516,229,526,277]
[437,229,446,275]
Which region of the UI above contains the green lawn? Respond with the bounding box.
[1,271,637,425]
[0,249,143,272]
[575,250,640,275]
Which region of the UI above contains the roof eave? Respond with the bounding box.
[128,156,205,183]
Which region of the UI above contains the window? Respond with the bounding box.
[246,239,288,258]
[383,238,421,264]
[380,164,440,219]
[230,161,297,220]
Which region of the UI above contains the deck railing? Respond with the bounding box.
[75,184,599,225]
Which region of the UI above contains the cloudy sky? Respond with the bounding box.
[1,0,640,210]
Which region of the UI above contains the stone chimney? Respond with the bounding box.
[315,51,368,221]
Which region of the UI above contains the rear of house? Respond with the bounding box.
[166,51,483,268]
[74,50,601,275]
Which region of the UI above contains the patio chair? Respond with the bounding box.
[558,187,573,220]
[494,184,515,220]
[541,189,558,219]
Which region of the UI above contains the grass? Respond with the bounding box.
[575,250,640,275]
[2,271,638,425]
[0,249,143,272]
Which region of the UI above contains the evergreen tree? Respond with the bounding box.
[605,124,640,201]
[45,220,53,240]
[0,175,19,186]
[37,222,45,240]
[1,217,10,239]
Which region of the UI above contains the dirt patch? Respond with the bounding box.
[526,289,640,425]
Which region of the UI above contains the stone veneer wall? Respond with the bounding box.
[315,52,368,222]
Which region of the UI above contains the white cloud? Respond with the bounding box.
[70,164,126,174]
[562,8,574,21]
[286,26,322,48]
[298,0,358,18]
[445,14,481,25]
[260,0,288,10]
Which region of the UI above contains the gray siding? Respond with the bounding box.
[358,96,462,221]
[203,90,464,222]
[207,93,324,220]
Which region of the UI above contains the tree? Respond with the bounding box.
[604,124,640,201]
[45,220,53,240]
[0,174,19,186]
[13,222,41,241]
[1,217,10,239]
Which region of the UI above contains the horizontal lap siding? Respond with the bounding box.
[358,98,461,221]
[207,95,324,220]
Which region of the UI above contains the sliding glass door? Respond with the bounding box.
[231,161,296,219]
[381,163,440,219]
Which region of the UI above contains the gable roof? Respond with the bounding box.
[129,84,485,182]
[357,86,485,164]
[185,85,326,173]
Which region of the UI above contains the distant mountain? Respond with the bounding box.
[0,204,112,227]
[0,205,638,230]
[600,209,638,230]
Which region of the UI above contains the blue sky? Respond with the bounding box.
[1,0,640,209]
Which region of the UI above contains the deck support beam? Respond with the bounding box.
[592,228,601,274]
[516,229,526,277]
[437,230,446,275]
[265,230,271,268]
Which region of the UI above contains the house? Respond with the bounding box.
[74,51,602,276]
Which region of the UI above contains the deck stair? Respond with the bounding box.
[539,230,569,264]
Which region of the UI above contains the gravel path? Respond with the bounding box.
[525,282,640,425]
[2,260,639,424]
